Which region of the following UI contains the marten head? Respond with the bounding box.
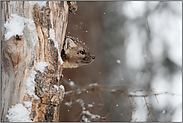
[61,36,95,68]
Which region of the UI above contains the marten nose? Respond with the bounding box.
[92,56,95,60]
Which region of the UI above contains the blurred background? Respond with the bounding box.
[59,1,182,122]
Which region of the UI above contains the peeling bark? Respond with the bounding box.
[1,1,74,122]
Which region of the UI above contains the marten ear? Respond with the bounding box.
[64,38,77,50]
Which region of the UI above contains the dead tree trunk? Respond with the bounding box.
[1,1,77,122]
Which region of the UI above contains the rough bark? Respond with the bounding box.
[1,1,77,122]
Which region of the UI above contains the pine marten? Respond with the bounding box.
[61,36,95,68]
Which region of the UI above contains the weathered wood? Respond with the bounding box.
[1,1,76,122]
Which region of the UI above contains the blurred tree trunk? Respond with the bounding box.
[1,1,76,122]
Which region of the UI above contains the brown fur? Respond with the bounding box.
[61,36,95,68]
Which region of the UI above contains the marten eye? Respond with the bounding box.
[80,51,85,54]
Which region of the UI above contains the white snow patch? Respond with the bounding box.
[29,1,47,9]
[26,62,49,99]
[23,101,32,113]
[35,62,49,73]
[49,28,63,65]
[4,14,24,40]
[4,14,36,41]
[25,19,36,31]
[116,59,121,64]
[129,90,146,95]
[69,81,75,86]
[82,110,101,119]
[65,102,72,106]
[76,99,101,121]
[82,116,90,122]
[88,104,93,108]
[6,104,33,122]
[53,85,65,91]
[49,28,55,41]
[89,83,98,86]
[57,75,60,81]
[59,85,65,91]
[64,90,72,95]
[110,89,116,92]
[23,101,32,109]
[53,85,59,91]
[26,70,39,99]
[76,99,85,110]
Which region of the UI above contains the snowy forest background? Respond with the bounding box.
[59,1,182,122]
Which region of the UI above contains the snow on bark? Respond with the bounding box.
[53,85,65,91]
[26,70,39,99]
[6,104,33,122]
[29,1,47,9]
[4,14,36,41]
[35,62,50,73]
[49,28,64,65]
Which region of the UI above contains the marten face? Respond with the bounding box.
[61,37,95,68]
